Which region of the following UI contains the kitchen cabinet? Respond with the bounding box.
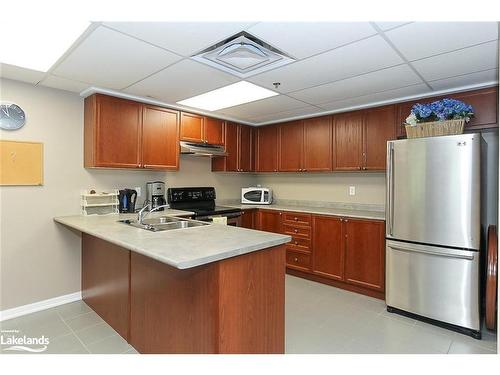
[142,105,180,170]
[333,111,364,170]
[363,105,396,170]
[257,209,282,233]
[84,94,142,168]
[312,215,344,280]
[278,116,332,172]
[180,113,225,145]
[84,95,180,170]
[212,122,253,172]
[255,124,279,172]
[344,219,385,292]
[240,209,256,229]
[395,87,498,138]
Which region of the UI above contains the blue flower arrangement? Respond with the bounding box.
[406,98,474,126]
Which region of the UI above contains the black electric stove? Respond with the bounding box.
[167,187,241,222]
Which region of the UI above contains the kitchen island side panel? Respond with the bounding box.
[82,233,131,340]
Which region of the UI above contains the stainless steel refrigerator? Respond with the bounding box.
[385,133,481,338]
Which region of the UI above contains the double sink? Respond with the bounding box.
[119,216,208,232]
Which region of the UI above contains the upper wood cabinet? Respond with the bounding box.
[85,94,142,168]
[363,105,396,170]
[180,113,225,145]
[142,106,180,170]
[211,122,253,172]
[333,111,364,170]
[344,218,385,292]
[278,117,332,172]
[255,124,279,172]
[395,87,498,138]
[84,94,180,170]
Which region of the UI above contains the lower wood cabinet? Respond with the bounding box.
[256,209,282,233]
[312,215,344,281]
[240,209,256,229]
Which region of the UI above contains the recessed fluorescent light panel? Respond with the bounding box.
[177,81,278,111]
[0,20,90,72]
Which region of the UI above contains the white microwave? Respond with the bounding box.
[241,187,273,205]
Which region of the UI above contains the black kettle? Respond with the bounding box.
[119,189,137,213]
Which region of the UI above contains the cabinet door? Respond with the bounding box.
[278,121,303,172]
[363,106,395,170]
[95,95,142,168]
[344,219,385,291]
[303,116,332,171]
[142,106,179,170]
[312,215,344,280]
[240,209,256,229]
[204,117,224,145]
[239,125,253,172]
[224,122,239,171]
[257,210,282,233]
[180,112,204,142]
[256,125,278,172]
[334,112,363,170]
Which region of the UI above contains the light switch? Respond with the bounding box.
[349,186,356,196]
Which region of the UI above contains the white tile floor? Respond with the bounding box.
[0,275,497,354]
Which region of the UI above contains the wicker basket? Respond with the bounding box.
[405,119,465,139]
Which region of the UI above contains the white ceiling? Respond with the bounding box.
[1,21,498,125]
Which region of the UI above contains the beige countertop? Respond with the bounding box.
[54,209,291,270]
[221,202,385,221]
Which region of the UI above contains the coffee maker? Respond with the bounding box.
[145,181,166,211]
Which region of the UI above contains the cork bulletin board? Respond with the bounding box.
[0,140,44,185]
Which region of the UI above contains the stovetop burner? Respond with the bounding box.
[167,187,241,217]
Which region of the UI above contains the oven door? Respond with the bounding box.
[196,212,242,227]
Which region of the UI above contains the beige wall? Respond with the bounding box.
[255,172,386,205]
[0,79,253,310]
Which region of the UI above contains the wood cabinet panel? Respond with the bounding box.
[224,122,239,171]
[287,237,311,253]
[92,95,142,168]
[142,106,179,170]
[239,124,253,172]
[257,210,282,233]
[240,209,256,229]
[282,212,311,226]
[278,121,303,172]
[334,112,363,170]
[344,219,385,291]
[204,117,224,145]
[363,105,396,170]
[82,234,130,340]
[180,112,204,142]
[311,215,344,281]
[282,223,311,238]
[303,116,332,171]
[286,250,311,271]
[256,125,279,172]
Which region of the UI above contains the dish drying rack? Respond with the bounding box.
[81,189,119,215]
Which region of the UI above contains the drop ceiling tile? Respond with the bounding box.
[374,22,413,31]
[216,95,310,118]
[429,69,498,91]
[53,26,181,89]
[317,83,431,111]
[39,75,90,93]
[247,36,404,93]
[386,22,498,61]
[103,22,254,56]
[289,64,422,105]
[248,105,323,124]
[0,63,45,84]
[124,59,239,103]
[247,22,376,59]
[412,41,498,81]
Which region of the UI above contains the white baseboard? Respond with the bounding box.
[0,292,82,322]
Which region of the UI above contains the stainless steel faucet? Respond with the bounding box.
[137,204,170,225]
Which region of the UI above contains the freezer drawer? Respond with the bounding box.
[386,240,480,331]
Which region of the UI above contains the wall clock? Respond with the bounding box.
[0,102,26,130]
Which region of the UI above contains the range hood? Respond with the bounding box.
[180,141,227,157]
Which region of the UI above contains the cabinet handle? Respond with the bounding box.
[294,217,298,221]
[294,257,299,262]
[362,167,367,170]
[294,241,298,245]
[303,169,307,172]
[294,229,298,233]
[274,169,277,172]
[279,212,282,215]
[345,219,349,222]
[358,166,362,170]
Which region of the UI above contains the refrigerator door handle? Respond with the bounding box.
[388,243,475,260]
[387,142,394,236]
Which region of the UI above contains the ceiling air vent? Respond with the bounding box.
[191,32,295,78]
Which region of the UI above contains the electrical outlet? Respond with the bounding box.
[349,186,356,196]
[135,187,141,197]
